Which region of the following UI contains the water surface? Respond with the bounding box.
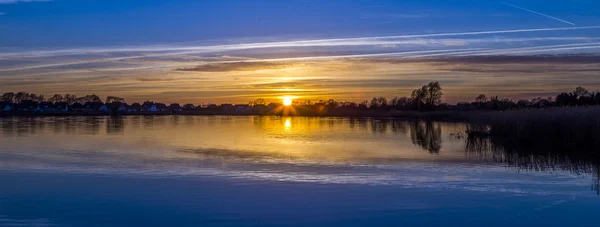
[0,116,598,226]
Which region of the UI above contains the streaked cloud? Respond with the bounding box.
[177,62,307,72]
[1,25,600,104]
[1,26,598,59]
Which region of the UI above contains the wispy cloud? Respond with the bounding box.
[1,25,599,59]
[0,12,5,15]
[1,24,600,104]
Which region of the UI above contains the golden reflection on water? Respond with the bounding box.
[284,118,292,130]
[0,116,468,164]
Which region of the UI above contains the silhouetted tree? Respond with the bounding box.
[252,98,266,106]
[475,94,487,103]
[411,82,443,110]
[326,99,339,108]
[574,86,589,99]
[64,94,77,104]
[14,92,29,103]
[48,94,64,103]
[106,96,125,103]
[425,81,443,106]
[1,92,15,103]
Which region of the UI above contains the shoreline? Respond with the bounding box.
[0,110,484,122]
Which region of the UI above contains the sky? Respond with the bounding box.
[1,0,600,104]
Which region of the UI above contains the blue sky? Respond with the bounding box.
[1,0,600,104]
[2,0,599,47]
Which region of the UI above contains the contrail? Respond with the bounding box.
[0,48,484,72]
[503,2,575,26]
[1,26,599,58]
[405,42,600,58]
[1,26,599,71]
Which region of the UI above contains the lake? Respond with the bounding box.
[0,116,598,226]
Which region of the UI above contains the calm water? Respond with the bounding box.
[0,116,598,226]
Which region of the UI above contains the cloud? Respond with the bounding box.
[428,55,600,74]
[135,76,208,82]
[0,12,5,15]
[176,62,307,72]
[1,26,599,59]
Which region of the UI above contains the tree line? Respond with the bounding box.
[2,82,600,111]
[0,92,125,104]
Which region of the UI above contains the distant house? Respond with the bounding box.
[70,103,84,111]
[183,104,195,110]
[253,104,266,109]
[83,102,104,112]
[129,103,142,112]
[220,104,234,110]
[141,101,154,112]
[206,104,218,109]
[235,104,250,111]
[38,102,54,111]
[155,103,168,111]
[106,102,128,113]
[149,105,158,112]
[267,103,281,110]
[118,103,128,112]
[54,102,68,112]
[168,103,182,112]
[99,105,110,112]
[16,100,38,112]
[0,102,12,112]
[253,104,266,113]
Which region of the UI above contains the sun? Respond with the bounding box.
[282,96,293,106]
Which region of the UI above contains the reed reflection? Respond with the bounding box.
[465,131,600,194]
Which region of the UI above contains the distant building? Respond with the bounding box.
[38,102,54,111]
[0,102,12,112]
[99,105,110,112]
[220,104,234,110]
[235,104,250,111]
[54,102,68,112]
[141,101,154,112]
[70,103,84,111]
[168,103,182,112]
[129,103,142,112]
[253,104,266,114]
[16,100,38,112]
[83,102,104,111]
[267,103,281,110]
[106,102,128,113]
[183,104,195,110]
[155,103,168,111]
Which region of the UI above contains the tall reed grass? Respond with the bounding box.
[465,106,600,194]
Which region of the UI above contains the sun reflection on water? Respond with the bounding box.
[284,118,292,130]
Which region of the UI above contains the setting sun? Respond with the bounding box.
[283,97,293,106]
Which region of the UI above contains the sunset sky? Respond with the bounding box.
[1,0,600,104]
